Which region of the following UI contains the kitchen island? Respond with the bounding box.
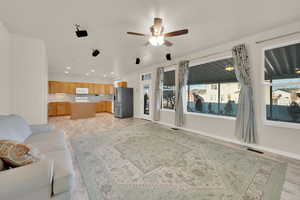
[70,102,96,119]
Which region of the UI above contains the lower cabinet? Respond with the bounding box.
[48,102,57,116]
[96,101,112,113]
[48,102,71,117]
[49,101,112,117]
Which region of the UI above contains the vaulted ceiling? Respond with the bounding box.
[1,0,300,79]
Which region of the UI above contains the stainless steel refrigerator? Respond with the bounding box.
[114,87,133,118]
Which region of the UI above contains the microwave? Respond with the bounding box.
[76,88,89,94]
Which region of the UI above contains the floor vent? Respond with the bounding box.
[171,127,180,131]
[247,148,264,154]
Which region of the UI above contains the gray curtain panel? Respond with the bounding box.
[153,67,164,121]
[232,44,257,144]
[175,60,189,127]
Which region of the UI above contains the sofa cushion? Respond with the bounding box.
[0,140,41,167]
[25,130,66,153]
[45,150,74,195]
[0,115,32,142]
[25,130,65,144]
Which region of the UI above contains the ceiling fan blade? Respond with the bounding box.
[127,32,148,36]
[164,29,189,37]
[164,40,173,47]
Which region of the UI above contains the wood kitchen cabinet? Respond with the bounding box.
[117,81,127,88]
[96,101,112,113]
[48,81,114,95]
[48,102,70,116]
[48,102,57,116]
[105,101,112,113]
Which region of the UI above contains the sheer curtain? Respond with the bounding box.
[232,44,257,143]
[153,67,164,121]
[175,60,189,127]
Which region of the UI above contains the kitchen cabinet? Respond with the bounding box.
[48,102,70,116]
[105,101,112,113]
[56,102,70,116]
[96,101,112,113]
[48,81,113,95]
[48,102,57,116]
[117,81,127,88]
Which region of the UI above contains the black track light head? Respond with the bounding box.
[92,49,100,57]
[136,58,140,64]
[166,53,171,61]
[75,24,88,38]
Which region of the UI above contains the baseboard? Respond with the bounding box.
[154,120,300,161]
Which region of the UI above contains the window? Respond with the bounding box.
[186,57,240,117]
[264,42,300,124]
[141,73,151,81]
[162,70,176,110]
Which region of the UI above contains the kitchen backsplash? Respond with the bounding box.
[48,93,113,102]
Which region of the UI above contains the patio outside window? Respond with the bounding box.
[162,70,176,110]
[264,42,300,124]
[186,57,240,117]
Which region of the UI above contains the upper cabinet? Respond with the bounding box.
[48,81,113,95]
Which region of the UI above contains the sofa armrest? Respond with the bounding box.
[0,160,54,200]
[29,124,55,134]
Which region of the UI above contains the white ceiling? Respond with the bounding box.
[1,0,300,78]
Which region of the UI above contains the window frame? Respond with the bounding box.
[161,66,176,112]
[261,39,300,129]
[184,55,237,120]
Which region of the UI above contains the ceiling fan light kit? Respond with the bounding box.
[149,36,165,46]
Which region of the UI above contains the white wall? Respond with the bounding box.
[10,34,48,124]
[0,21,48,124]
[0,22,11,114]
[123,21,300,158]
[49,72,113,84]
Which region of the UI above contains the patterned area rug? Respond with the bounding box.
[71,122,287,200]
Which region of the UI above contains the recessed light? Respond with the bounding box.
[110,72,114,75]
[85,73,89,76]
[66,66,71,70]
[295,68,300,74]
[91,69,95,73]
[104,74,107,78]
[225,65,234,71]
[64,71,69,74]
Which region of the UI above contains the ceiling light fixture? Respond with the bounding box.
[295,68,300,74]
[92,49,100,57]
[225,65,234,71]
[85,73,89,76]
[136,58,141,64]
[74,24,88,38]
[64,71,69,74]
[149,36,164,46]
[104,74,107,78]
[91,69,95,73]
[66,66,71,70]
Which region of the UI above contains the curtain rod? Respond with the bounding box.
[256,30,300,44]
[163,49,231,68]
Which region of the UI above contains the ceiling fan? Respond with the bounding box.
[127,18,188,47]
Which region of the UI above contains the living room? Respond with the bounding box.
[1,1,300,200]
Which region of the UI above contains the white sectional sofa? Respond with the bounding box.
[0,115,74,200]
